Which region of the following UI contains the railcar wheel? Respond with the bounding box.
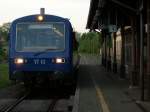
[23,73,35,89]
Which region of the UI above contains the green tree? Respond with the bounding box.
[78,32,102,54]
[0,22,11,42]
[75,32,81,42]
[0,22,10,61]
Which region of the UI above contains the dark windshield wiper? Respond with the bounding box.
[34,48,57,56]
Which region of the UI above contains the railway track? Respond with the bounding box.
[0,91,30,112]
[0,88,78,112]
[0,81,78,112]
[46,99,58,112]
[0,91,59,112]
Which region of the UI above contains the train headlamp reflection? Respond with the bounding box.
[14,58,24,64]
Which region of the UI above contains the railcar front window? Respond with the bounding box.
[16,23,65,52]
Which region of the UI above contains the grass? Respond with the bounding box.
[0,63,11,89]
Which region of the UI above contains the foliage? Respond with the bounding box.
[0,22,10,61]
[0,64,11,89]
[0,46,8,62]
[75,32,81,42]
[0,22,11,42]
[78,32,102,54]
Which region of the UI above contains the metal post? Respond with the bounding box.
[101,31,105,66]
[131,17,138,86]
[120,26,126,78]
[104,33,107,67]
[136,15,141,86]
[106,35,109,70]
[139,0,144,101]
[106,34,111,71]
[147,0,150,100]
[113,32,117,73]
[113,10,118,73]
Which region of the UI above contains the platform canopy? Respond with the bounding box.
[86,0,141,30]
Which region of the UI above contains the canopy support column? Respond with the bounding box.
[113,32,117,73]
[120,26,126,78]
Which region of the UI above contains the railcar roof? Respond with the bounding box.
[12,14,70,24]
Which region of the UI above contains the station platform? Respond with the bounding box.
[76,55,150,112]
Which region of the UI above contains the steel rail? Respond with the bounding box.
[1,91,30,112]
[46,99,58,112]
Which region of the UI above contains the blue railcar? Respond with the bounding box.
[9,12,79,87]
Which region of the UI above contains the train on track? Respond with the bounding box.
[9,9,80,87]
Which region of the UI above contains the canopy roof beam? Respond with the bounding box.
[111,0,138,13]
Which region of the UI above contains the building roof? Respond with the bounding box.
[86,0,139,30]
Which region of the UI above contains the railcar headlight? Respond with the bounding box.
[37,15,44,21]
[14,58,24,64]
[55,58,65,64]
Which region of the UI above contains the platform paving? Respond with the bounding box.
[78,54,150,112]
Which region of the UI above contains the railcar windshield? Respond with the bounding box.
[16,22,65,52]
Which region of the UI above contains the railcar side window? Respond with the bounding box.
[16,22,65,52]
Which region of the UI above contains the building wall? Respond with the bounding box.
[110,27,133,76]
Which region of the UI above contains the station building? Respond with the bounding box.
[86,0,150,100]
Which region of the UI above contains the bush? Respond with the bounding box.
[0,64,11,88]
[0,55,3,62]
[0,48,8,62]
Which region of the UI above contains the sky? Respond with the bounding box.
[0,0,91,33]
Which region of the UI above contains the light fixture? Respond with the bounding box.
[55,58,65,64]
[37,15,44,21]
[14,58,24,64]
